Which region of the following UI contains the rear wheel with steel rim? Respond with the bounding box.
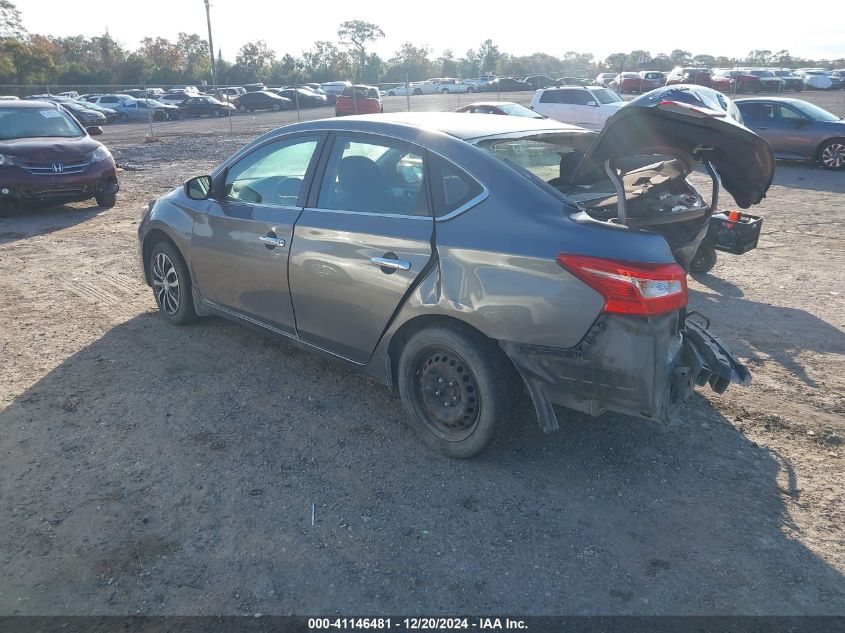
[819,139,845,170]
[398,324,520,458]
[149,240,196,325]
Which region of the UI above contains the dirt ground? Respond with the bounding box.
[0,91,844,616]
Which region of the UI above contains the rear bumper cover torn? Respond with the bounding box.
[501,311,750,432]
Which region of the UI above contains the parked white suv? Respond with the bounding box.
[529,86,626,130]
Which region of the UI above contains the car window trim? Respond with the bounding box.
[212,131,328,210]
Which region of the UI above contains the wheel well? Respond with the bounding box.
[386,314,518,388]
[816,137,845,160]
[142,229,184,286]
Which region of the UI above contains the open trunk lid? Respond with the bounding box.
[565,89,774,268]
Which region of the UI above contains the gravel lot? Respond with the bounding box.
[1,91,844,616]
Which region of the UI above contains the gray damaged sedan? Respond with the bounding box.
[138,106,773,457]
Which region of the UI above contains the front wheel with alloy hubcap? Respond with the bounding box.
[149,241,196,325]
[398,325,519,458]
[819,139,845,170]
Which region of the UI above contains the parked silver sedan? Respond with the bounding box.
[735,97,845,169]
[138,108,772,457]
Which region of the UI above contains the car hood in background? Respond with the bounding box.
[571,91,775,208]
[0,136,98,161]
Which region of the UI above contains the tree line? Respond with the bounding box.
[1,1,842,90]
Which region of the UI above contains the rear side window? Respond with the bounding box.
[540,90,562,103]
[430,155,484,217]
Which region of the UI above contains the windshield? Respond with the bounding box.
[592,88,623,104]
[749,70,774,77]
[793,102,841,122]
[497,103,543,118]
[0,107,84,140]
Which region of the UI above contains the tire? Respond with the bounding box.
[153,111,166,122]
[397,324,520,458]
[441,88,450,94]
[238,103,247,112]
[689,244,718,274]
[467,86,475,93]
[148,240,196,325]
[818,138,845,170]
[388,91,395,97]
[413,88,422,96]
[272,103,281,111]
[95,191,116,208]
[116,112,129,123]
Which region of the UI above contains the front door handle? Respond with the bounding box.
[259,234,285,248]
[370,256,411,271]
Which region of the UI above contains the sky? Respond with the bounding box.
[16,0,845,62]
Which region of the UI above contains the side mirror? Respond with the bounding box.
[185,175,213,200]
[793,118,810,127]
[86,126,103,136]
[586,100,598,107]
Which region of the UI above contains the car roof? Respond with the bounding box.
[0,99,58,109]
[303,111,580,140]
[734,97,809,105]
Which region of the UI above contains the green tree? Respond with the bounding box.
[138,37,181,84]
[235,40,276,81]
[669,49,692,65]
[337,20,384,80]
[385,42,432,82]
[0,38,53,84]
[0,0,25,39]
[605,52,626,72]
[177,33,210,83]
[437,49,457,77]
[478,39,500,75]
[301,41,350,83]
[692,54,716,66]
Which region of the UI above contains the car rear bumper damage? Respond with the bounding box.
[501,311,750,432]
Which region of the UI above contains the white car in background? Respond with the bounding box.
[434,78,476,93]
[595,73,617,87]
[796,69,833,90]
[528,85,626,130]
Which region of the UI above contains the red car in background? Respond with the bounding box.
[713,70,764,93]
[0,100,119,214]
[610,71,664,93]
[335,85,383,116]
[666,67,714,88]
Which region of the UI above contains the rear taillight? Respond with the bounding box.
[556,254,687,316]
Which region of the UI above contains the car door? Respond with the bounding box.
[772,104,817,158]
[288,133,434,363]
[738,102,801,158]
[189,133,325,335]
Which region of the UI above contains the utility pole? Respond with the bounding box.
[204,0,216,87]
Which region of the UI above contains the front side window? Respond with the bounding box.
[224,136,320,207]
[591,88,623,104]
[316,136,428,216]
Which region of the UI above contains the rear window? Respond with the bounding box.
[0,107,84,140]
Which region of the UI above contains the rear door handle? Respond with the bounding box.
[259,235,285,248]
[370,257,411,271]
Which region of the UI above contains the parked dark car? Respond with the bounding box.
[74,100,118,123]
[235,90,292,112]
[770,70,805,91]
[271,88,327,107]
[138,106,771,457]
[0,100,119,214]
[178,95,236,118]
[455,101,543,118]
[59,101,107,126]
[483,77,533,92]
[736,97,845,169]
[523,75,558,89]
[666,67,713,87]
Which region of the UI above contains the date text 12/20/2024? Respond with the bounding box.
[308,618,529,630]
